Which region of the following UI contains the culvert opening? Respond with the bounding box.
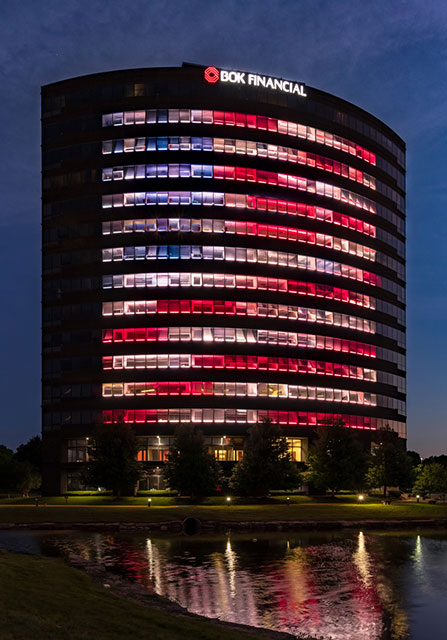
[182,517,201,535]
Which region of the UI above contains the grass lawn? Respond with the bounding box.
[0,552,298,640]
[0,495,446,524]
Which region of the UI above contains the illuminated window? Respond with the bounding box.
[99,194,408,260]
[101,298,378,335]
[102,109,377,167]
[101,352,379,383]
[287,438,307,462]
[102,135,377,190]
[102,271,376,310]
[102,380,378,406]
[102,408,403,432]
[102,244,382,287]
[102,163,376,214]
[102,324,378,357]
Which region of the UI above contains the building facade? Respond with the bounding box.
[41,64,406,494]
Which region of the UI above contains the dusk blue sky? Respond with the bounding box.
[0,0,445,455]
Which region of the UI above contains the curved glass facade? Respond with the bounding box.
[42,64,406,493]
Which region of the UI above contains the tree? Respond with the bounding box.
[423,455,447,468]
[230,419,301,496]
[406,450,422,468]
[0,446,41,496]
[163,425,222,497]
[0,446,15,493]
[82,421,141,496]
[366,427,415,497]
[413,463,447,497]
[11,462,41,497]
[307,421,368,494]
[15,436,42,472]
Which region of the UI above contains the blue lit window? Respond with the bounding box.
[146,137,156,151]
[157,137,169,151]
[157,193,168,205]
[146,110,156,124]
[135,246,146,260]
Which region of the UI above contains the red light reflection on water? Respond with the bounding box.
[58,533,407,640]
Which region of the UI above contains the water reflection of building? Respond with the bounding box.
[47,532,410,639]
[83,533,405,640]
[142,534,405,639]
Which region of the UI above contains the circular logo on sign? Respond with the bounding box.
[204,66,219,84]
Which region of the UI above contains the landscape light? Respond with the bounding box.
[416,495,420,503]
[286,497,290,505]
[147,498,152,507]
[226,496,231,506]
[358,494,364,502]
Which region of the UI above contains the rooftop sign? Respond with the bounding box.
[204,66,307,97]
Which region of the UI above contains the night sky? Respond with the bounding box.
[0,0,445,456]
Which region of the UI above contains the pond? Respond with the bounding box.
[1,528,446,640]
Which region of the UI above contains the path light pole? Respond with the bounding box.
[147,498,152,508]
[226,497,231,506]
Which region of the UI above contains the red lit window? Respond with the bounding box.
[257,170,269,184]
[235,113,246,127]
[246,168,257,182]
[214,111,225,125]
[246,195,256,209]
[213,165,225,179]
[235,167,246,181]
[145,328,157,341]
[246,114,257,128]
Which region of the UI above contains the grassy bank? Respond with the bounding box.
[0,552,301,640]
[0,496,446,525]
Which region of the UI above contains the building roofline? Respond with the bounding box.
[41,63,404,147]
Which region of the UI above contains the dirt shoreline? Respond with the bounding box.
[0,516,447,532]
